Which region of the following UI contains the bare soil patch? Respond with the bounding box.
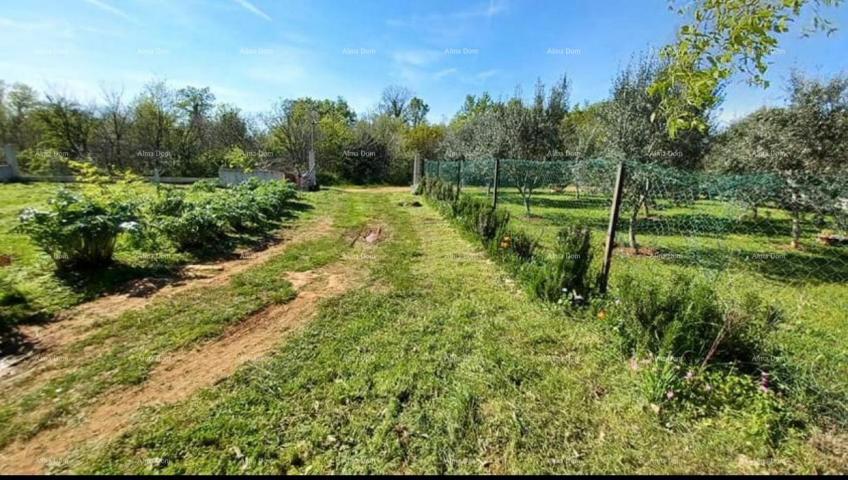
[0,259,364,474]
[1,218,334,386]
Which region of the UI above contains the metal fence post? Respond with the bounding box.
[599,161,626,295]
[492,158,501,209]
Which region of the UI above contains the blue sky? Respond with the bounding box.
[1,0,846,124]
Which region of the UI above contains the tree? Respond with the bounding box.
[651,0,842,136]
[35,93,97,159]
[266,99,314,176]
[3,83,39,150]
[378,85,413,119]
[96,86,131,170]
[404,123,445,161]
[173,86,216,172]
[600,55,709,250]
[703,72,848,247]
[131,80,175,174]
[407,97,429,126]
[560,102,606,197]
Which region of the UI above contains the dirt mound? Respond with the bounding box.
[348,225,387,246]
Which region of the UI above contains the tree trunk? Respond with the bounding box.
[629,204,639,253]
[790,192,801,249]
[791,210,802,249]
[575,181,580,199]
[523,192,531,217]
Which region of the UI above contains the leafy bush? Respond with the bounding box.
[17,148,71,175]
[608,272,780,368]
[497,230,537,261]
[149,179,296,252]
[157,203,230,253]
[189,179,220,193]
[17,189,138,267]
[149,188,187,217]
[528,225,593,304]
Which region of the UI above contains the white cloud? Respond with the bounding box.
[82,0,136,23]
[392,49,442,67]
[233,0,272,22]
[434,68,458,80]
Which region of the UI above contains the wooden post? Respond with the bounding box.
[456,158,463,193]
[492,157,501,209]
[599,161,626,295]
[411,153,421,194]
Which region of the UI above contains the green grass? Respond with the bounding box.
[58,189,844,474]
[471,188,848,430]
[0,188,369,450]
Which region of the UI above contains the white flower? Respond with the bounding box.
[119,221,140,232]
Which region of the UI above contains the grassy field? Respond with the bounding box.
[470,188,848,429]
[0,186,846,473]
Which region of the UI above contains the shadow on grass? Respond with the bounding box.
[1,289,50,355]
[633,213,795,238]
[494,192,610,211]
[647,244,848,284]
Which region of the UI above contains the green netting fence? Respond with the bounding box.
[423,158,848,284]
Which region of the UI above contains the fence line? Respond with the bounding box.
[422,158,848,286]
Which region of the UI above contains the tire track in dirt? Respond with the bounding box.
[0,218,334,388]
[0,258,365,474]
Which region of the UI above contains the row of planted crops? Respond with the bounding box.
[1,168,297,350]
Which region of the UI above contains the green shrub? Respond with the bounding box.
[145,180,296,251]
[528,225,593,304]
[496,229,537,261]
[17,148,71,175]
[157,203,230,253]
[149,188,187,217]
[189,179,220,193]
[608,272,780,368]
[17,189,138,267]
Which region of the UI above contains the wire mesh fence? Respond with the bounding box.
[424,158,848,286]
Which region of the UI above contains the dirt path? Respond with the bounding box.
[0,258,365,474]
[332,186,410,194]
[0,218,334,387]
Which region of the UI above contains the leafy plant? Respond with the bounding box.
[609,272,780,368]
[497,229,537,261]
[157,203,230,253]
[528,224,593,304]
[17,189,138,267]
